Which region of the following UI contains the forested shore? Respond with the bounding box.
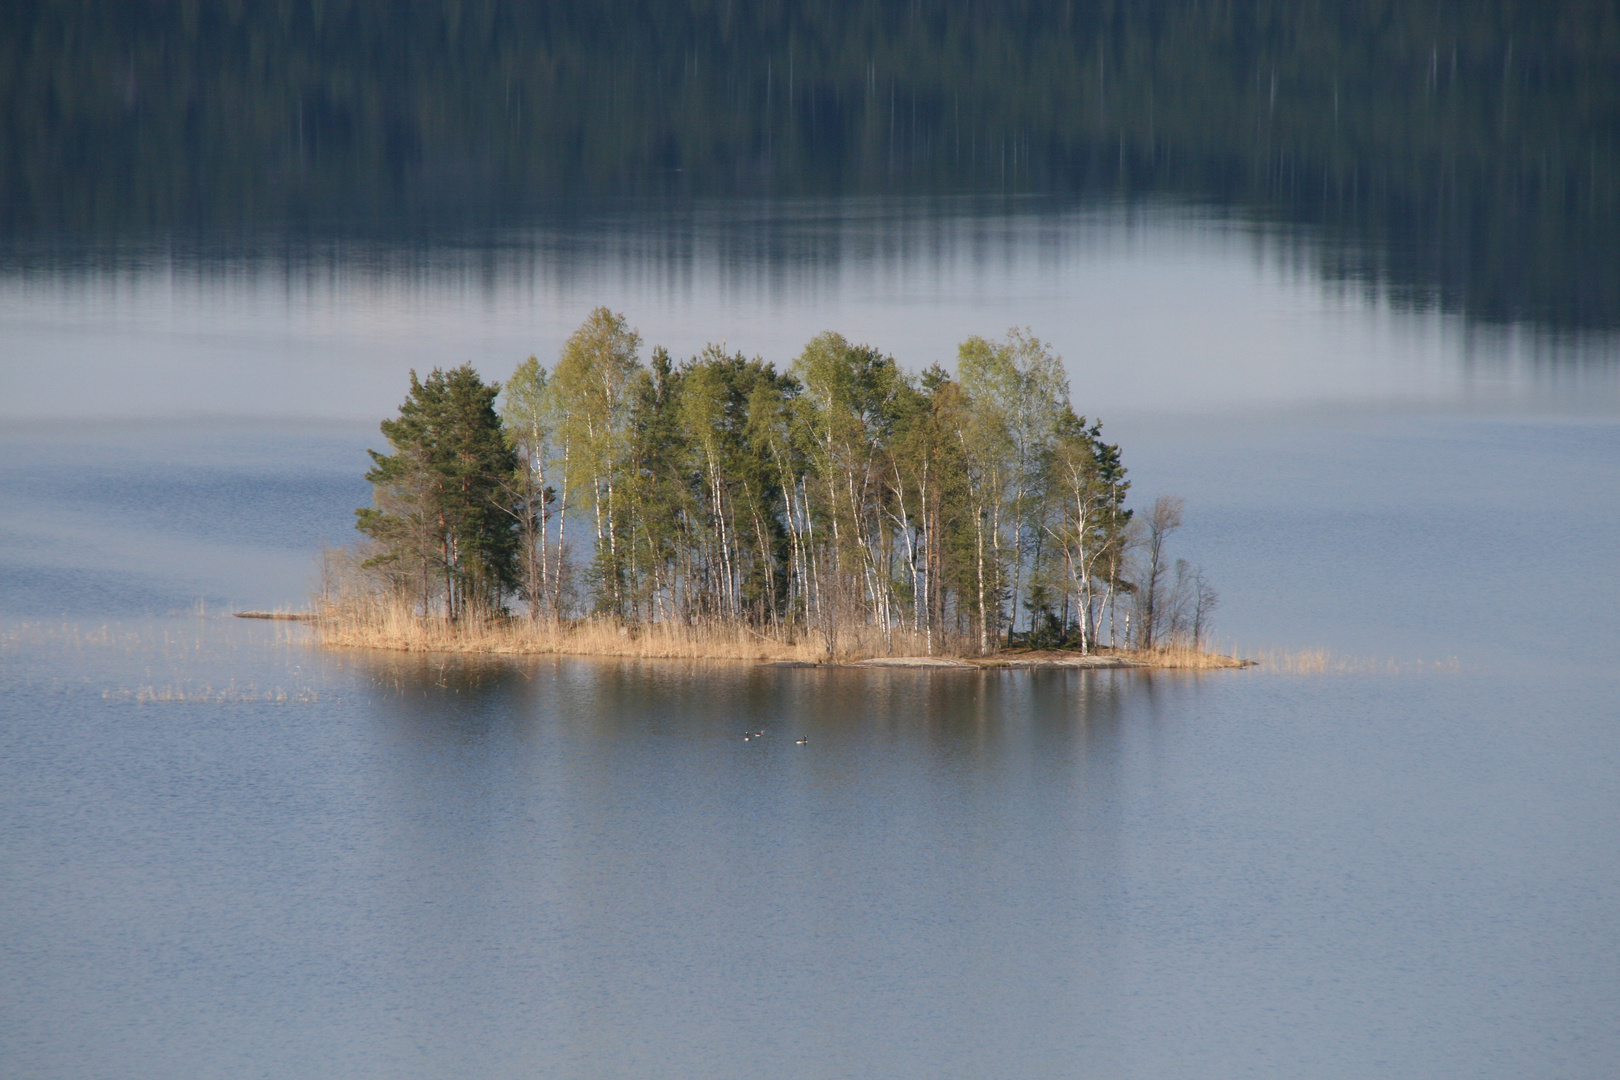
[322,308,1232,665]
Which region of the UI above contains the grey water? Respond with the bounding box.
[5,3,1620,1076]
[5,275,1618,1079]
[6,625,1615,1080]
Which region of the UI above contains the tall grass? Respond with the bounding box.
[1126,645,1252,669]
[311,582,975,661]
[315,599,830,661]
[311,546,1249,667]
[313,592,1256,668]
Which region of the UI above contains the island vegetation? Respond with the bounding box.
[319,309,1235,668]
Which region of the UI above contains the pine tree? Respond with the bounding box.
[358,365,519,620]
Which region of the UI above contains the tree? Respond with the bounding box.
[1042,409,1133,651]
[958,328,1069,645]
[1162,559,1219,648]
[1134,494,1184,649]
[549,307,643,616]
[625,346,692,624]
[792,332,904,645]
[1090,426,1132,647]
[745,359,810,629]
[500,355,557,619]
[1189,565,1219,647]
[883,364,974,654]
[675,346,795,627]
[358,365,519,620]
[342,319,1214,660]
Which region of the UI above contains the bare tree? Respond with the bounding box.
[1134,494,1184,649]
[1188,564,1218,647]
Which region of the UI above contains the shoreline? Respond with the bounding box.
[760,650,1249,671]
[244,612,1250,670]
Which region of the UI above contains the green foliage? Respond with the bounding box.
[501,356,552,461]
[675,346,798,622]
[357,364,519,619]
[625,346,693,619]
[477,308,1174,652]
[498,356,558,617]
[550,307,643,614]
[958,328,1070,644]
[1045,406,1132,650]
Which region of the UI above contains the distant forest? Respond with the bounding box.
[4,0,1617,331]
[352,311,1214,654]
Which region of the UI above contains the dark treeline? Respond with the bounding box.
[4,0,1617,332]
[355,309,1216,654]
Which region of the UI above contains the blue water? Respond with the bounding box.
[3,623,1615,1079]
[3,204,1619,1078]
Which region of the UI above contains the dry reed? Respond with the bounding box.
[1120,645,1253,669]
[315,595,836,662]
[312,594,1250,669]
[103,683,321,704]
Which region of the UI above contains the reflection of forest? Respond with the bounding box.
[4,1,1616,331]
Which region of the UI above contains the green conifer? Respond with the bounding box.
[358,365,519,619]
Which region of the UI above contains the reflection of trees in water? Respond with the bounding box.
[362,653,531,701]
[3,0,1615,332]
[364,652,1136,719]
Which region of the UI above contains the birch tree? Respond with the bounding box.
[500,355,558,619]
[549,307,643,616]
[791,332,903,639]
[957,328,1069,644]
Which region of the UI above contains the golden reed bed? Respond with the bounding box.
[293,600,1249,670]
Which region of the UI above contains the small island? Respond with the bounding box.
[316,310,1241,671]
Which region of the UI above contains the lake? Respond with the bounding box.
[3,3,1619,1077]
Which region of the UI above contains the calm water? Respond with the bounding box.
[3,612,1617,1078]
[3,404,1617,1078]
[5,3,1620,1076]
[6,200,1618,424]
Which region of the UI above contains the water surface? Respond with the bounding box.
[3,3,1618,1075]
[3,408,1617,1078]
[3,617,1616,1079]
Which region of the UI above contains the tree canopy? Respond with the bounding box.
[355,312,1213,651]
[357,364,519,620]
